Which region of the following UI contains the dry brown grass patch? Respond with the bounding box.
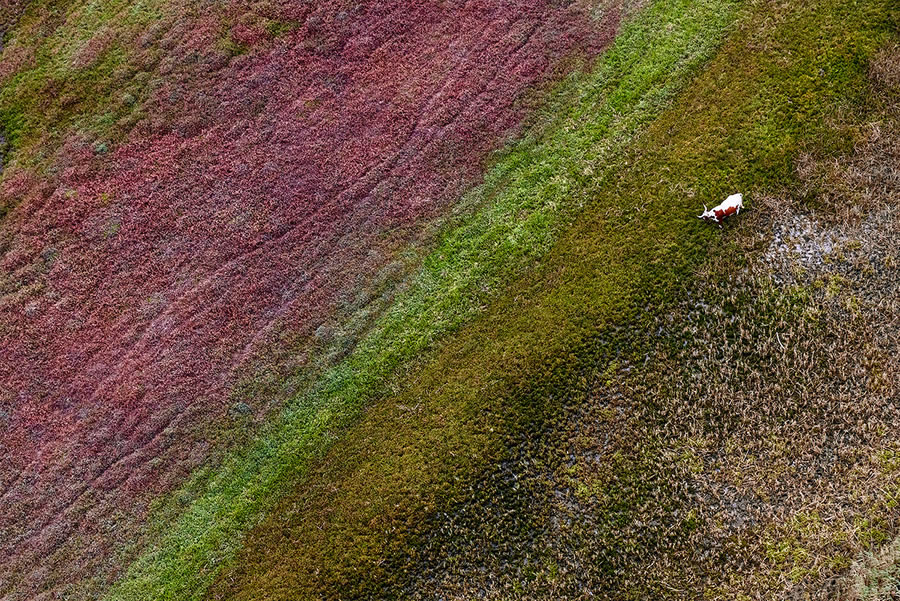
[869,43,900,98]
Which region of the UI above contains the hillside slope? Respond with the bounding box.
[1,0,898,599]
[197,0,898,598]
[0,1,622,596]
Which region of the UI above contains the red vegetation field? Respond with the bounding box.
[0,1,619,594]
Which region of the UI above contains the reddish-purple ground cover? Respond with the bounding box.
[0,1,27,32]
[0,0,619,595]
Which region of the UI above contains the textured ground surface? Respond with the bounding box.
[0,1,620,597]
[198,1,900,598]
[1,0,898,599]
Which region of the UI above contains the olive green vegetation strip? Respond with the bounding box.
[103,0,743,598]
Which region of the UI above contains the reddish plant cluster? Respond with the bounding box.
[0,0,620,595]
[0,1,27,32]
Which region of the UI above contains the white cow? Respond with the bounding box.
[698,193,743,227]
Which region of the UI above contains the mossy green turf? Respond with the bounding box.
[102,0,744,598]
[103,0,897,597]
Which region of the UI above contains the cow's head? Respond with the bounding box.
[697,204,718,223]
